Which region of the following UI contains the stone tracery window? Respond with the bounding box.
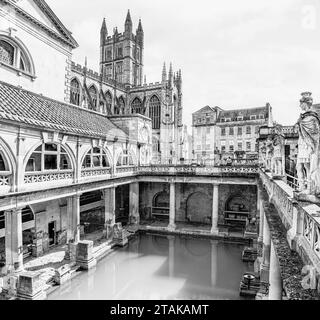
[26,143,72,172]
[149,95,161,129]
[89,85,98,109]
[131,97,143,115]
[115,96,125,115]
[82,148,110,169]
[105,91,112,113]
[70,78,81,106]
[0,37,34,77]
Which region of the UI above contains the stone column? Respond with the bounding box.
[269,241,282,300]
[103,187,116,225]
[73,195,81,243]
[211,184,219,235]
[5,208,23,272]
[260,213,271,283]
[258,191,264,244]
[168,236,175,277]
[211,240,218,287]
[168,182,176,231]
[129,182,140,225]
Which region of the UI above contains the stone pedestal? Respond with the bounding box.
[76,241,97,270]
[103,223,114,240]
[65,242,77,261]
[113,223,128,247]
[17,272,46,300]
[54,265,71,285]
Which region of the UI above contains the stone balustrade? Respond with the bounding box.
[24,171,74,185]
[260,169,294,229]
[0,172,12,195]
[80,168,111,178]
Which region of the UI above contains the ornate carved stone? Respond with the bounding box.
[294,92,320,203]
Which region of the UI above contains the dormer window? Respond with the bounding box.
[237,116,243,121]
[250,115,256,120]
[0,36,35,79]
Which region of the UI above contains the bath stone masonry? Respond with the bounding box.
[76,241,97,270]
[17,272,46,300]
[129,182,140,225]
[261,212,271,283]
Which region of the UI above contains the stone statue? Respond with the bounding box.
[271,134,285,177]
[295,92,320,199]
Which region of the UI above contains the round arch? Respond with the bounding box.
[80,145,113,169]
[186,192,211,224]
[0,137,16,172]
[0,33,36,76]
[224,194,249,212]
[23,141,76,176]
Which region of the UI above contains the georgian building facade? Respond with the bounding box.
[192,104,273,162]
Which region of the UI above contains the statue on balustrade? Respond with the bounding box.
[295,92,320,202]
[271,133,285,178]
[265,137,274,172]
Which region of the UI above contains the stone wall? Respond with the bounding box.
[218,184,257,224]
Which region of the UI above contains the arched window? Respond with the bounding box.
[26,143,72,172]
[0,40,14,66]
[152,137,160,154]
[70,78,81,106]
[0,37,34,76]
[131,97,143,115]
[89,85,98,110]
[117,150,134,167]
[105,91,112,112]
[115,96,125,115]
[82,148,110,169]
[149,95,161,129]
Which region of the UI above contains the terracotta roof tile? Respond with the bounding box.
[0,81,127,140]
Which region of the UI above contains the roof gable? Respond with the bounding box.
[2,0,78,48]
[193,105,215,115]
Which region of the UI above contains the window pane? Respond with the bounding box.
[102,156,109,168]
[83,155,91,168]
[61,147,67,153]
[45,143,57,152]
[44,154,57,170]
[60,154,71,170]
[0,154,5,171]
[0,40,14,65]
[26,153,42,172]
[35,145,42,152]
[93,147,100,154]
[92,155,101,167]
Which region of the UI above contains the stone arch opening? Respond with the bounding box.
[186,192,211,224]
[224,194,250,229]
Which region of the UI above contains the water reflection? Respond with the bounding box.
[49,233,252,300]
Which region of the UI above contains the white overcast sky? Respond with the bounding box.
[47,0,320,129]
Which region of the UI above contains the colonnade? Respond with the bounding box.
[257,188,283,300]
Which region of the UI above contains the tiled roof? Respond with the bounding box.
[218,106,268,121]
[0,81,127,140]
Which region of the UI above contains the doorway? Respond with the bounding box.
[48,221,56,247]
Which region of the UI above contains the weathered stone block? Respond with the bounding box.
[54,265,71,285]
[113,223,128,247]
[65,242,77,261]
[76,241,97,270]
[17,272,46,300]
